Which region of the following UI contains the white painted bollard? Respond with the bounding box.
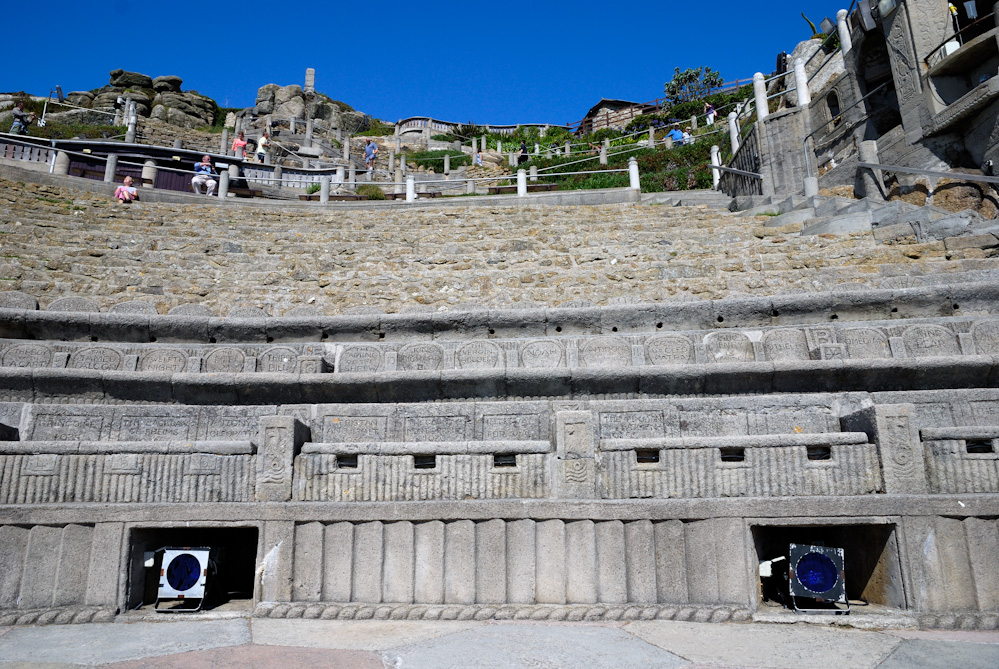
[649,127,655,147]
[406,175,416,202]
[221,128,230,156]
[320,176,330,203]
[710,145,721,190]
[517,169,527,196]
[836,9,852,54]
[728,112,740,154]
[219,170,230,199]
[444,153,450,175]
[753,72,769,121]
[336,166,345,185]
[53,151,70,176]
[395,168,403,194]
[530,165,538,182]
[628,157,640,190]
[564,141,570,156]
[104,154,118,182]
[793,58,811,107]
[600,145,608,165]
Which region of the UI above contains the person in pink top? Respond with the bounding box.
[231,131,247,159]
[113,176,138,203]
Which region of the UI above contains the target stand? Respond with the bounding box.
[788,543,849,614]
[154,547,215,613]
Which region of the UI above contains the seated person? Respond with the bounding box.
[113,176,139,203]
[667,124,684,145]
[191,155,217,196]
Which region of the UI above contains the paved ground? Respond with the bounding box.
[1,616,997,668]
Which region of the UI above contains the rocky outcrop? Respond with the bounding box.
[253,83,367,132]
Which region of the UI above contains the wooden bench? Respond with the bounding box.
[488,183,560,195]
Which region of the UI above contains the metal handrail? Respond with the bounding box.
[924,12,996,65]
[803,80,889,178]
[858,162,999,186]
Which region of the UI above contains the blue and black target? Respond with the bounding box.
[166,553,202,592]
[795,551,839,594]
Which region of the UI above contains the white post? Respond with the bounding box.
[710,145,721,190]
[836,9,852,54]
[343,134,350,162]
[509,152,516,167]
[221,128,230,156]
[125,101,137,143]
[444,153,450,175]
[336,165,345,185]
[219,170,230,199]
[628,157,640,190]
[530,165,538,182]
[517,169,527,196]
[599,144,608,165]
[793,58,811,107]
[320,176,330,203]
[728,112,740,154]
[753,72,769,121]
[104,154,117,182]
[648,127,655,147]
[564,141,570,156]
[395,168,403,194]
[141,160,157,188]
[467,177,475,194]
[497,140,502,153]
[406,175,416,202]
[534,143,540,155]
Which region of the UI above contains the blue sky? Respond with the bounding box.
[8,1,843,126]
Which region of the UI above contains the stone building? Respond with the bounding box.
[576,99,659,134]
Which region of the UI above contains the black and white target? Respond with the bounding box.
[158,548,210,600]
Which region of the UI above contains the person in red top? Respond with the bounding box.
[231,131,247,159]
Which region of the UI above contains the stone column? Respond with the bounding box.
[444,153,450,175]
[841,405,928,494]
[218,170,230,199]
[793,58,811,107]
[466,177,475,194]
[394,167,403,194]
[173,139,183,149]
[320,175,330,203]
[221,128,230,156]
[273,165,282,187]
[553,411,598,499]
[304,67,315,93]
[664,137,673,150]
[264,152,271,166]
[509,152,516,167]
[141,159,157,188]
[343,134,350,162]
[401,152,407,175]
[348,165,355,185]
[335,165,345,185]
[534,143,540,155]
[517,169,527,196]
[836,9,852,54]
[690,114,697,130]
[302,157,310,170]
[599,144,608,165]
[103,154,117,182]
[728,112,740,154]
[406,175,416,202]
[255,417,303,502]
[855,140,885,200]
[305,119,314,147]
[388,150,395,173]
[53,151,70,176]
[564,141,570,156]
[628,156,640,190]
[753,72,769,121]
[497,140,502,153]
[530,165,538,182]
[290,118,297,134]
[710,145,721,190]
[649,127,656,147]
[394,136,400,152]
[125,101,137,143]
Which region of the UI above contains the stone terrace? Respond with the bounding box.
[2,179,998,316]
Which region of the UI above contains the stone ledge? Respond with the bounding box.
[0,606,117,626]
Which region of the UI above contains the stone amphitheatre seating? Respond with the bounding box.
[1,175,999,629]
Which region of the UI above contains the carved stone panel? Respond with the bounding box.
[69,347,123,371]
[256,416,297,501]
[322,415,388,443]
[258,347,299,374]
[579,338,632,368]
[762,329,809,362]
[338,346,383,373]
[842,403,924,494]
[2,344,52,368]
[554,411,597,499]
[399,343,444,371]
[456,341,502,369]
[0,290,38,310]
[902,325,960,358]
[703,332,755,363]
[47,297,99,313]
[520,341,564,368]
[404,415,469,442]
[112,412,195,441]
[30,413,104,441]
[972,321,999,354]
[138,349,188,373]
[645,335,693,365]
[842,328,891,359]
[598,411,665,439]
[482,414,542,441]
[108,301,157,315]
[204,347,246,373]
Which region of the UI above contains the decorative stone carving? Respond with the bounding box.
[338,346,382,373]
[256,416,298,501]
[579,338,632,368]
[258,347,299,374]
[645,335,693,365]
[842,328,891,359]
[520,341,564,368]
[2,343,52,368]
[138,349,188,373]
[703,332,754,363]
[322,415,388,442]
[398,343,444,371]
[69,347,123,371]
[902,325,960,358]
[456,341,502,369]
[762,329,809,362]
[972,321,999,354]
[554,411,597,499]
[204,347,246,373]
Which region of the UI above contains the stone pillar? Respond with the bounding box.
[564,141,570,156]
[497,140,502,153]
[255,417,302,502]
[218,170,230,199]
[444,153,450,175]
[103,154,117,182]
[470,136,477,155]
[264,152,272,166]
[690,114,697,131]
[753,72,769,121]
[628,156,640,190]
[517,169,527,196]
[53,151,70,176]
[553,411,598,499]
[394,122,400,137]
[336,165,345,185]
[649,127,656,147]
[842,405,928,494]
[173,139,183,149]
[728,112,740,154]
[388,150,395,173]
[395,168,403,194]
[401,152,407,175]
[664,137,673,150]
[221,128,230,156]
[290,118,297,134]
[302,157,310,170]
[530,165,538,182]
[855,140,885,200]
[348,165,355,185]
[710,145,721,190]
[304,67,315,93]
[273,165,282,187]
[343,135,350,162]
[320,176,330,203]
[305,119,314,147]
[394,136,400,152]
[141,159,157,188]
[534,143,540,155]
[509,152,516,167]
[406,175,416,202]
[793,58,811,107]
[836,8,852,54]
[599,144,608,165]
[466,178,475,194]
[125,104,137,143]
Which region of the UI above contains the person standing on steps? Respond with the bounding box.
[255,132,269,163]
[232,131,247,159]
[704,102,715,126]
[191,155,218,196]
[364,139,378,174]
[519,140,529,165]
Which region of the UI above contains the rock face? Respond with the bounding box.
[253,83,368,131]
[784,39,845,106]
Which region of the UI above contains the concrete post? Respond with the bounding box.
[836,9,852,54]
[320,176,330,203]
[219,170,230,199]
[305,68,315,93]
[104,154,117,182]
[221,128,230,156]
[142,159,157,188]
[497,140,502,153]
[53,151,70,176]
[290,118,297,134]
[470,136,477,155]
[125,102,137,143]
[600,145,608,165]
[530,165,538,182]
[348,165,355,185]
[664,137,673,150]
[690,114,697,131]
[564,141,570,156]
[406,175,416,202]
[444,153,450,175]
[335,165,345,185]
[302,158,310,170]
[173,139,183,149]
[710,145,721,190]
[793,58,811,107]
[753,72,769,121]
[343,135,350,162]
[394,123,400,137]
[273,165,282,187]
[395,168,403,194]
[649,127,656,147]
[546,148,552,159]
[855,140,885,200]
[264,152,272,166]
[228,162,239,183]
[305,119,314,147]
[401,152,407,175]
[394,136,400,152]
[517,169,527,196]
[508,152,515,167]
[728,112,740,154]
[388,150,395,173]
[628,157,640,190]
[534,143,540,155]
[804,176,819,197]
[467,178,475,194]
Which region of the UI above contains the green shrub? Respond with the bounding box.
[360,119,395,137]
[306,183,321,195]
[408,149,470,171]
[356,184,386,200]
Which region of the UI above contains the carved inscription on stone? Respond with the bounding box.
[32,414,104,441]
[201,409,260,441]
[69,347,123,371]
[763,329,809,362]
[679,410,748,437]
[703,332,754,363]
[483,414,540,441]
[404,415,469,442]
[204,348,246,373]
[972,321,999,354]
[108,301,157,314]
[398,343,444,371]
[47,296,99,312]
[256,417,295,502]
[323,416,388,442]
[115,415,192,441]
[109,453,141,474]
[138,349,188,373]
[970,401,999,425]
[2,344,52,368]
[259,347,298,373]
[842,328,890,359]
[579,337,632,367]
[645,335,693,365]
[902,325,960,358]
[338,346,382,373]
[24,454,58,475]
[189,454,221,475]
[456,341,502,369]
[599,411,664,439]
[520,340,564,368]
